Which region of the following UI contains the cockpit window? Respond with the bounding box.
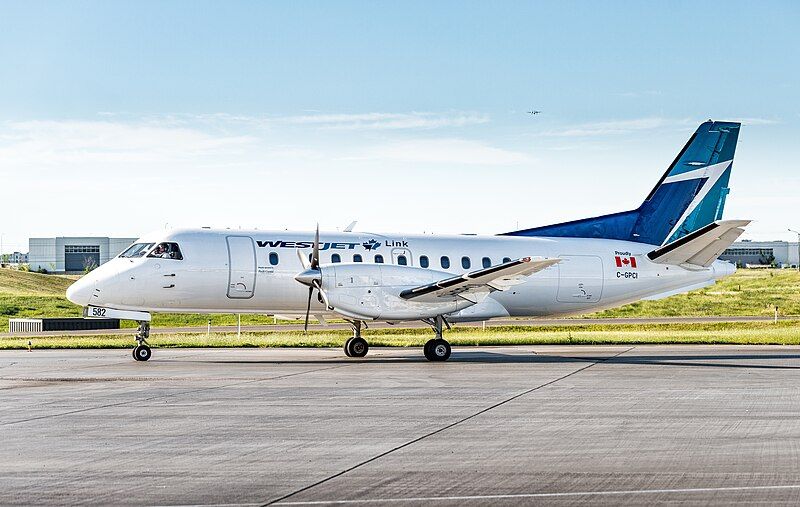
[119,243,154,258]
[147,242,183,260]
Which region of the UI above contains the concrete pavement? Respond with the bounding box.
[3,345,800,505]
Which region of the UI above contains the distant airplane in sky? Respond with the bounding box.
[67,121,746,363]
[527,110,541,114]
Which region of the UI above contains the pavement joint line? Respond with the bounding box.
[0,362,353,427]
[272,483,800,505]
[263,346,636,506]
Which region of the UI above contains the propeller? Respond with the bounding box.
[295,224,326,333]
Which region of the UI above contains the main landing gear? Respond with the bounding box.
[340,316,452,362]
[343,320,369,358]
[423,316,451,362]
[132,321,152,362]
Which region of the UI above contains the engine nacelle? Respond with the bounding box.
[321,263,475,320]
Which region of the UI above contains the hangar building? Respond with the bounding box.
[720,240,800,268]
[28,237,137,274]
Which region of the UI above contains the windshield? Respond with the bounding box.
[119,243,154,258]
[147,242,183,260]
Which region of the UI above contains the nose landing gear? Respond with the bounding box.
[132,321,152,361]
[343,320,369,358]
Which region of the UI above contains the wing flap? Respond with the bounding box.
[399,257,559,302]
[647,219,750,268]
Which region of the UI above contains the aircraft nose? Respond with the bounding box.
[66,277,94,306]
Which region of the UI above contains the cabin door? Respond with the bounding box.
[226,236,256,299]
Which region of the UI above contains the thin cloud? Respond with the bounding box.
[535,116,779,138]
[345,138,531,165]
[536,117,694,137]
[279,111,490,130]
[98,111,490,131]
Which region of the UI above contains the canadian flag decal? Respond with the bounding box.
[615,255,637,268]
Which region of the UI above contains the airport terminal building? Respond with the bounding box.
[720,240,800,268]
[28,237,137,273]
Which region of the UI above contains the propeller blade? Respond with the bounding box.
[296,249,310,269]
[313,279,330,309]
[310,224,320,270]
[304,286,313,333]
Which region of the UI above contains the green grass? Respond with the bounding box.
[3,322,800,350]
[2,267,800,332]
[593,269,800,318]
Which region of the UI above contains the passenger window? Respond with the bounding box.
[147,242,183,260]
[397,255,407,266]
[331,253,341,263]
[353,254,363,262]
[482,257,491,268]
[269,252,279,266]
[440,256,450,269]
[503,257,512,263]
[375,254,384,264]
[420,255,429,268]
[462,256,471,269]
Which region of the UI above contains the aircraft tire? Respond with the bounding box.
[343,337,354,357]
[348,337,369,358]
[423,339,437,361]
[133,344,152,362]
[428,339,451,362]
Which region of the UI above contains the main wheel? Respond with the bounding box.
[343,337,354,357]
[347,337,369,358]
[423,339,437,361]
[426,339,451,362]
[133,344,152,362]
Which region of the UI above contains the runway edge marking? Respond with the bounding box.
[273,484,800,505]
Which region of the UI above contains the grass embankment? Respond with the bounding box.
[594,268,800,317]
[0,269,299,329]
[2,322,800,350]
[2,267,800,335]
[0,271,79,329]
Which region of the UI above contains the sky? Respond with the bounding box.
[0,1,798,252]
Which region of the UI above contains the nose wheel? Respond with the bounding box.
[132,321,152,362]
[343,320,369,358]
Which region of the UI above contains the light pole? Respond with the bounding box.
[789,229,800,272]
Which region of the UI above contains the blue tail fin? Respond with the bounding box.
[502,120,740,246]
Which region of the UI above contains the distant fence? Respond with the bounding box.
[8,318,120,334]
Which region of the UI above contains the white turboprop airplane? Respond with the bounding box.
[67,120,747,362]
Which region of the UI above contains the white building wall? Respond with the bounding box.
[27,237,137,273]
[724,241,800,267]
[28,238,56,272]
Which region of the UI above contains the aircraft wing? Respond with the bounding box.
[399,257,560,303]
[647,219,751,268]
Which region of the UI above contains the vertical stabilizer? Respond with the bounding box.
[502,120,741,246]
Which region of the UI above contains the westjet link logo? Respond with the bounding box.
[255,239,404,251]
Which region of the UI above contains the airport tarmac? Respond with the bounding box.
[3,345,800,505]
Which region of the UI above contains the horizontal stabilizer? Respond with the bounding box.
[647,220,750,268]
[399,257,560,303]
